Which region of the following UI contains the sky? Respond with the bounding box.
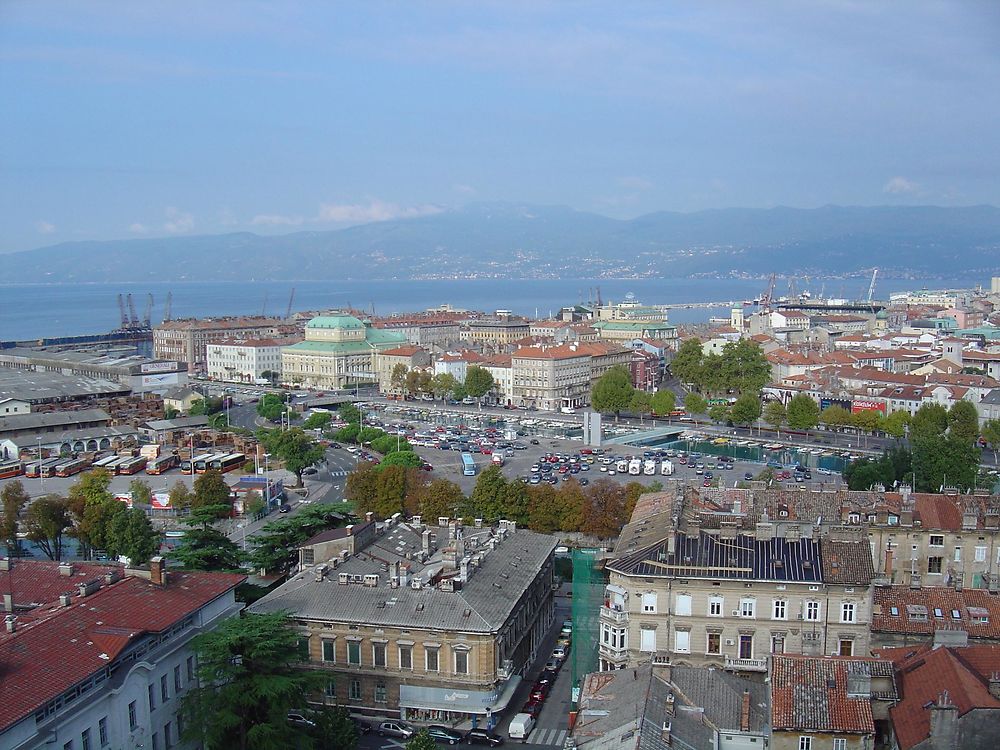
[2,0,999,253]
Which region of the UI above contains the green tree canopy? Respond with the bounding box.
[430,372,459,399]
[390,363,409,394]
[650,389,676,416]
[193,470,233,516]
[763,400,786,432]
[247,505,347,575]
[464,366,496,399]
[629,390,653,416]
[1,480,30,555]
[174,523,246,571]
[337,402,361,424]
[106,507,160,566]
[883,410,911,440]
[729,393,762,426]
[466,465,509,523]
[24,494,72,560]
[378,450,423,470]
[670,338,704,385]
[820,405,852,429]
[302,411,332,430]
[719,339,771,394]
[591,365,635,416]
[258,428,324,483]
[406,478,465,521]
[684,392,707,415]
[786,394,820,430]
[181,612,326,750]
[911,403,949,438]
[708,401,731,423]
[405,730,437,750]
[169,479,193,511]
[850,408,884,434]
[129,478,153,507]
[948,400,981,444]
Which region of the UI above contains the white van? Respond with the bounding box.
[508,712,535,741]
[560,406,576,414]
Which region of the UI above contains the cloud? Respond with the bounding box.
[35,220,56,234]
[883,176,919,194]
[162,206,194,233]
[453,184,478,196]
[316,200,443,224]
[129,223,148,234]
[617,176,654,191]
[251,213,305,227]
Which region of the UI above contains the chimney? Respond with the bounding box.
[962,509,978,531]
[411,515,422,528]
[422,529,433,556]
[59,562,74,577]
[460,558,470,583]
[366,511,374,524]
[910,573,922,589]
[2,593,11,612]
[4,614,15,634]
[399,564,409,587]
[0,558,8,571]
[665,692,675,716]
[740,690,751,732]
[149,556,167,586]
[59,594,72,607]
[929,692,959,750]
[989,673,1000,701]
[78,580,101,597]
[884,548,894,579]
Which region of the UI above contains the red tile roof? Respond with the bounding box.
[771,655,888,734]
[0,568,244,732]
[871,586,1000,639]
[0,560,121,612]
[379,345,425,357]
[878,645,1000,750]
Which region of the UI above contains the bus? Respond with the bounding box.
[461,452,477,477]
[194,453,224,474]
[0,460,23,479]
[146,454,180,475]
[39,459,66,478]
[209,453,246,474]
[55,457,92,477]
[92,455,119,469]
[117,456,148,475]
[23,460,43,478]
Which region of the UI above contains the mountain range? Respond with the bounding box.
[11,203,1000,283]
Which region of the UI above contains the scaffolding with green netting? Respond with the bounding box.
[569,548,606,704]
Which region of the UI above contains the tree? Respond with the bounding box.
[430,372,459,400]
[189,396,224,416]
[581,480,628,539]
[244,489,266,517]
[129,478,153,507]
[256,394,289,423]
[311,706,358,750]
[258,428,325,483]
[374,465,408,518]
[591,365,635,418]
[164,405,180,420]
[378,451,423,470]
[708,402,730,424]
[670,338,704,386]
[629,390,653,418]
[983,419,1000,462]
[66,468,125,558]
[912,432,979,492]
[1,481,29,555]
[345,463,379,511]
[338,403,361,424]
[181,612,326,750]
[850,408,884,435]
[260,370,278,386]
[785,394,820,430]
[247,506,346,575]
[405,730,437,750]
[464,366,496,402]
[467,465,509,523]
[883,410,911,440]
[719,339,771,394]
[948,400,980,444]
[763,401,786,433]
[174,519,245,572]
[911,403,948,439]
[302,411,332,430]
[820,405,852,430]
[729,393,762,427]
[684,392,707,415]
[24,494,72,560]
[407,478,465,521]
[405,369,431,396]
[169,480,194,511]
[650,389,676,416]
[106,507,160,566]
[193,470,232,516]
[389,363,409,395]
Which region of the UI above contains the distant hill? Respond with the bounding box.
[10,203,1000,282]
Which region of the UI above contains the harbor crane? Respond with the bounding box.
[142,293,153,327]
[866,268,879,303]
[286,287,296,319]
[163,292,173,323]
[117,294,129,328]
[127,294,139,327]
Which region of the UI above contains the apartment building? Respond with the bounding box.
[480,355,513,404]
[370,314,465,349]
[248,517,556,725]
[601,491,875,673]
[0,558,244,750]
[281,315,406,390]
[154,317,293,373]
[578,342,633,386]
[372,346,432,395]
[592,320,678,344]
[463,318,531,350]
[206,337,299,383]
[511,344,592,411]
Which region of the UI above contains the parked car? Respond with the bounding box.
[279,503,291,513]
[426,725,464,744]
[465,727,505,746]
[377,720,415,739]
[551,645,568,660]
[544,659,561,672]
[287,711,315,728]
[350,716,372,735]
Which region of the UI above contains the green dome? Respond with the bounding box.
[306,315,365,330]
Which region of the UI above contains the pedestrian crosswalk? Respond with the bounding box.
[329,470,349,477]
[530,728,568,747]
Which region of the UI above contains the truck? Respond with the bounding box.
[508,713,535,741]
[660,460,674,476]
[628,458,642,475]
[491,452,504,467]
[616,459,629,473]
[643,459,657,475]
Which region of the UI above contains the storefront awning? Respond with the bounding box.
[399,676,521,715]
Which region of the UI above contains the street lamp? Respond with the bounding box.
[36,436,43,492]
[263,453,271,511]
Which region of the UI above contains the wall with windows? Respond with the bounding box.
[771,731,870,750]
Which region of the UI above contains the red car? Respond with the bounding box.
[522,698,543,717]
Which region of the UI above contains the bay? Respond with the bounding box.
[0,276,981,342]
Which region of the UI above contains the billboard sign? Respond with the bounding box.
[851,399,886,414]
[820,398,852,412]
[141,361,179,374]
[141,373,179,387]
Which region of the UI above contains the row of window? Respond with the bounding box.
[800,737,847,750]
[326,677,388,703]
[62,718,108,750]
[312,638,470,674]
[639,593,857,623]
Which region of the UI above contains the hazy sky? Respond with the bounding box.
[3,1,999,252]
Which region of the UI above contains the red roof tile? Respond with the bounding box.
[871,586,1000,639]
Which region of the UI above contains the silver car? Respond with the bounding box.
[378,720,415,739]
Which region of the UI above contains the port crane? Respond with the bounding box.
[866,268,879,303]
[285,287,296,319]
[142,293,153,327]
[163,292,173,322]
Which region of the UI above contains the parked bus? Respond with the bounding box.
[92,455,119,469]
[628,458,642,476]
[146,454,180,475]
[55,457,92,477]
[210,453,246,474]
[461,452,477,476]
[39,459,66,478]
[117,456,148,475]
[23,460,43,478]
[0,460,23,479]
[193,453,220,473]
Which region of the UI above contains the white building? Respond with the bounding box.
[511,344,592,410]
[206,337,297,383]
[0,558,245,750]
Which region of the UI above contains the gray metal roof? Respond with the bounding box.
[143,416,210,431]
[0,369,128,404]
[0,408,112,434]
[249,523,556,633]
[671,666,769,734]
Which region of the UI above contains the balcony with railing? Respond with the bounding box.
[724,655,768,672]
[599,606,629,624]
[598,642,629,662]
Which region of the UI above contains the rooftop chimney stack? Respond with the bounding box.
[58,563,74,577]
[422,529,433,557]
[149,556,166,586]
[4,614,14,634]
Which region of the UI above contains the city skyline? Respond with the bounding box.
[3,1,1000,253]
